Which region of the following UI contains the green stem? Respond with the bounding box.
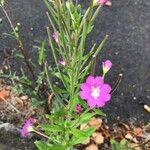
[33,129,49,139]
[1,6,36,80]
[47,27,67,88]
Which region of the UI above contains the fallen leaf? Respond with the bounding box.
[15,97,24,106]
[0,89,10,101]
[82,137,90,145]
[119,122,130,131]
[125,133,133,140]
[88,118,102,129]
[80,123,90,130]
[92,132,104,144]
[20,95,28,100]
[85,144,99,150]
[128,143,141,150]
[133,127,143,137]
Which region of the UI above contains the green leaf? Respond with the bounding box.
[31,98,46,106]
[110,139,121,150]
[34,141,52,150]
[38,40,46,65]
[79,113,95,123]
[70,128,87,138]
[69,96,79,111]
[15,52,24,59]
[93,108,106,117]
[38,124,64,132]
[70,127,96,145]
[19,75,32,85]
[54,108,67,118]
[49,145,66,150]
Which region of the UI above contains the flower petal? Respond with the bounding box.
[101,84,112,93]
[86,76,95,85]
[80,83,90,91]
[87,98,97,108]
[94,76,104,87]
[80,91,90,100]
[96,99,105,107]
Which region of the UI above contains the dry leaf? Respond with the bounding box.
[15,97,24,106]
[80,123,90,130]
[82,137,90,145]
[133,127,143,137]
[128,143,141,150]
[119,122,130,131]
[125,133,133,140]
[88,118,102,129]
[20,95,28,100]
[92,132,104,144]
[0,89,10,101]
[85,144,99,150]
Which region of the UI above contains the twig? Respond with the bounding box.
[1,97,20,113]
[110,73,123,94]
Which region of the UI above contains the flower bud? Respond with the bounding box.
[102,60,112,75]
[52,32,58,43]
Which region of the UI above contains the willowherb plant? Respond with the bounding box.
[1,0,118,149]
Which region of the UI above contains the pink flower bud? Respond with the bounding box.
[52,32,58,43]
[102,60,112,75]
[93,0,111,6]
[75,104,83,114]
[58,59,66,66]
[98,0,110,5]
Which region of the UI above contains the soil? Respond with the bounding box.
[0,0,150,149]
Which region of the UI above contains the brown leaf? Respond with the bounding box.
[133,127,143,137]
[0,89,10,101]
[88,118,102,129]
[15,97,24,106]
[20,95,28,100]
[85,144,99,150]
[80,123,90,130]
[128,143,141,150]
[125,133,133,140]
[92,132,104,144]
[119,122,130,131]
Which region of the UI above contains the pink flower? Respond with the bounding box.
[80,76,111,108]
[58,59,66,66]
[102,60,112,75]
[75,104,83,114]
[52,32,58,43]
[20,117,36,137]
[94,0,111,6]
[98,0,110,5]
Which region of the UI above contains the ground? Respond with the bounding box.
[0,0,150,149]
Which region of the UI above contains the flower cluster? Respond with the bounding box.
[20,117,36,137]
